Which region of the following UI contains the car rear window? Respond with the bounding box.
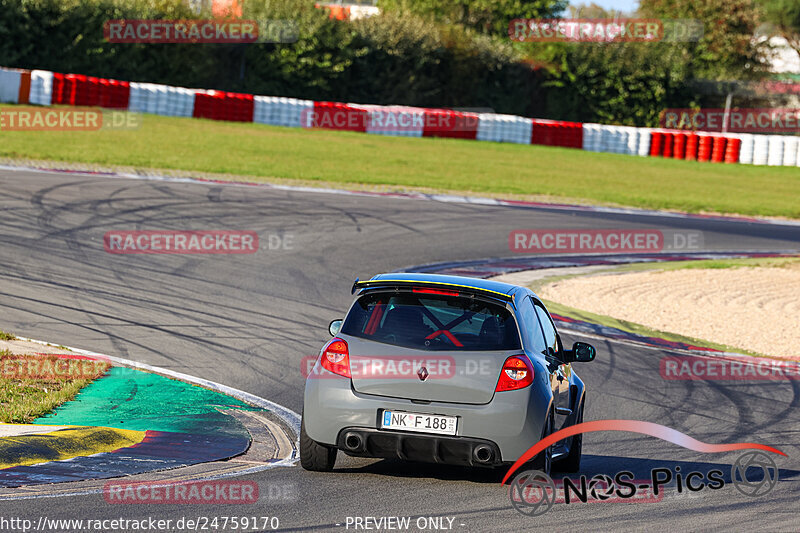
[342,291,521,351]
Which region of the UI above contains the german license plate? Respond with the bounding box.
[380,410,457,436]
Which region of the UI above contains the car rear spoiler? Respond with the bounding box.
[351,278,514,302]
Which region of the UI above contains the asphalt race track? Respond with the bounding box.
[2,167,800,531]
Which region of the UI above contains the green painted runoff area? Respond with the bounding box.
[34,367,259,438]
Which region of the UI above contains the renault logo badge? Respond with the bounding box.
[418,366,429,381]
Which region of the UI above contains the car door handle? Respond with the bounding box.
[555,407,572,416]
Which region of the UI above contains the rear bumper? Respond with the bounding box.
[336,428,502,467]
[303,362,553,461]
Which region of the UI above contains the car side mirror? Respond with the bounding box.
[328,319,343,337]
[572,342,596,362]
[563,342,596,363]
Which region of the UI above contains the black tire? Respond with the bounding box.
[530,410,554,476]
[554,400,584,473]
[300,417,337,472]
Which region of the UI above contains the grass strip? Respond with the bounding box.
[0,350,111,423]
[2,105,799,218]
[598,256,800,274]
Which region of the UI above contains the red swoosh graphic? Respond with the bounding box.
[502,419,785,485]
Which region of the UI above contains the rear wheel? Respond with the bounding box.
[300,416,337,472]
[531,410,554,475]
[554,399,584,473]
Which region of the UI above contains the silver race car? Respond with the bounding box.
[301,273,596,474]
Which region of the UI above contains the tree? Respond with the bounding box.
[379,0,568,37]
[567,3,624,18]
[541,41,697,126]
[639,0,767,80]
[762,0,800,57]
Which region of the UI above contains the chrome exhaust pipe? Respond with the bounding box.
[473,445,494,464]
[343,432,364,452]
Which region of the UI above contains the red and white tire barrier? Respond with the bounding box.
[422,108,479,140]
[350,104,426,138]
[530,119,582,148]
[738,134,754,164]
[636,128,652,156]
[253,96,313,128]
[782,136,799,167]
[130,83,195,117]
[584,123,648,155]
[310,101,368,132]
[477,113,532,144]
[2,65,799,166]
[0,67,32,104]
[193,90,254,122]
[28,70,54,106]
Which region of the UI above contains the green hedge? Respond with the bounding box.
[1,0,542,115]
[539,41,699,126]
[0,0,712,124]
[0,0,219,87]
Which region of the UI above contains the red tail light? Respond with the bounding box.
[495,355,534,392]
[320,338,351,378]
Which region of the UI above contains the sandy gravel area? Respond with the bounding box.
[536,265,800,359]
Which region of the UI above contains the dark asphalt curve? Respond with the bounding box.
[1,168,799,532]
